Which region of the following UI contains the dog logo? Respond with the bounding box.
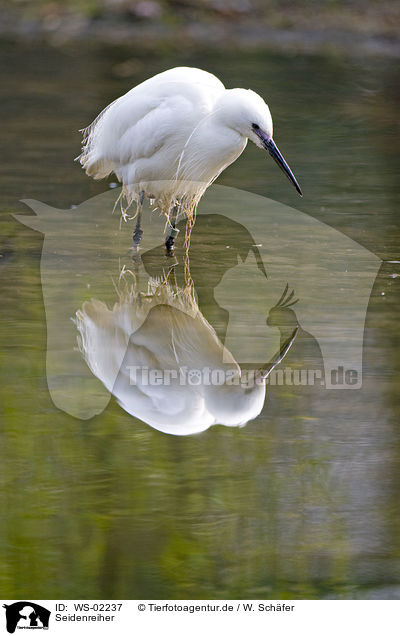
[3,602,50,633]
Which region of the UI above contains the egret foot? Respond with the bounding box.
[133,223,143,249]
[165,225,179,255]
[165,236,174,254]
[132,191,145,250]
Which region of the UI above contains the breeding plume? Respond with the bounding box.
[79,67,302,248]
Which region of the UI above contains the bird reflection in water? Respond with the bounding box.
[141,213,267,344]
[74,261,297,436]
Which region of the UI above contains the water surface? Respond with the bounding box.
[0,43,399,599]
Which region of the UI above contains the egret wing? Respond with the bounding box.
[79,67,225,182]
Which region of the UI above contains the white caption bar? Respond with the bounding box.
[1,599,399,635]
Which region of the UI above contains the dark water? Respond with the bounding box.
[0,43,399,599]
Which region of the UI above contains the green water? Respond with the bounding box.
[0,43,399,599]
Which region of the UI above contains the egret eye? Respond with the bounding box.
[252,123,260,130]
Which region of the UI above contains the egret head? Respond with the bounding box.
[218,88,273,138]
[220,88,303,196]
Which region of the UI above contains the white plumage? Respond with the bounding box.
[79,66,302,219]
[75,279,297,436]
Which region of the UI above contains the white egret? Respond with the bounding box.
[75,278,297,436]
[78,66,302,249]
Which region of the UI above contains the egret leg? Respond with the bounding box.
[165,204,180,254]
[133,191,145,250]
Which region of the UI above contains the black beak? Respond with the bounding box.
[255,129,303,196]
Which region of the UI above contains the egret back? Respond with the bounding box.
[79,67,228,216]
[74,281,268,435]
